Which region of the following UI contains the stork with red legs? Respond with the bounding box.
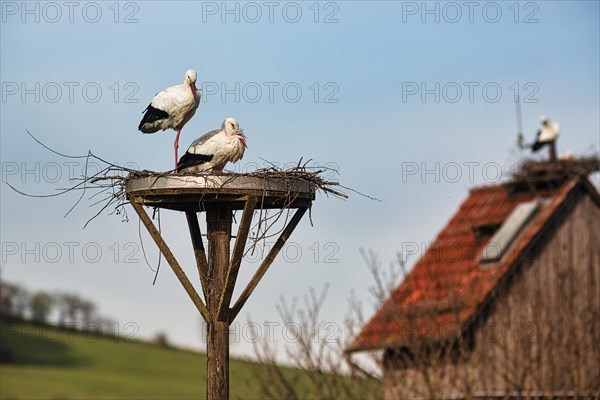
[138,69,201,169]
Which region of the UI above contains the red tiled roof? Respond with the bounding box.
[348,177,590,352]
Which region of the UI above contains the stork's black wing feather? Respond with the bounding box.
[138,104,169,131]
[532,129,545,152]
[177,152,214,170]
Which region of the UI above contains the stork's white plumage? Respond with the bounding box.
[138,69,201,168]
[532,115,560,151]
[177,118,247,173]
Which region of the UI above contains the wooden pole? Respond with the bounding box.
[549,141,557,162]
[206,205,232,400]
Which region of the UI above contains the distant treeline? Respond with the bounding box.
[0,276,172,351]
[0,276,115,330]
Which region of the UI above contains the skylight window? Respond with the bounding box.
[479,200,541,263]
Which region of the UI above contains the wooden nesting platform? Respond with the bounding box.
[124,172,319,400]
[125,173,316,211]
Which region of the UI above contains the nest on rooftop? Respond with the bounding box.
[510,156,600,186]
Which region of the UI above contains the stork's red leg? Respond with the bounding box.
[174,129,181,171]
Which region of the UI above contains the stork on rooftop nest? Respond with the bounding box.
[138,69,201,170]
[177,117,248,173]
[517,115,560,162]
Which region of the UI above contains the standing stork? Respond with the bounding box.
[138,69,201,169]
[177,117,247,173]
[517,115,561,162]
[532,115,560,161]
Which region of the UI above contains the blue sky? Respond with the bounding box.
[1,1,599,359]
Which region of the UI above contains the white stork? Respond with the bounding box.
[177,117,247,173]
[532,115,560,161]
[138,69,201,169]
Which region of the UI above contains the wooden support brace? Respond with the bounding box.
[185,211,209,300]
[229,207,308,323]
[217,196,257,321]
[129,199,210,322]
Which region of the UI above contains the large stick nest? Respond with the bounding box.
[104,161,350,200]
[509,156,599,186]
[8,131,374,229]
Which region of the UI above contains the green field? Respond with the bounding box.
[0,320,309,400]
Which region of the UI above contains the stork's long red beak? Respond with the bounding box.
[190,82,197,98]
[238,135,247,148]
